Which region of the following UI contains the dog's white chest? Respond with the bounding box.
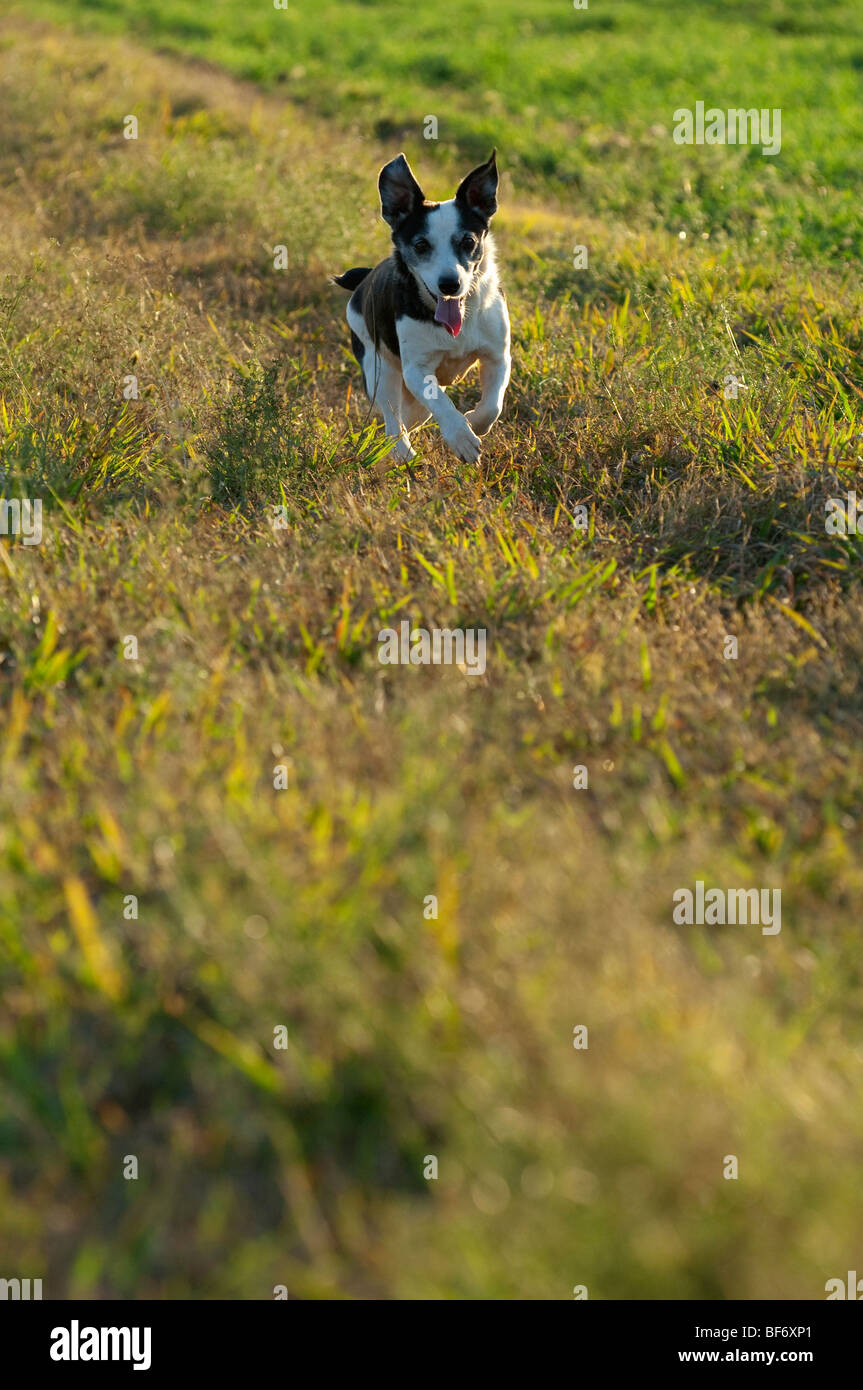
[434,295,504,369]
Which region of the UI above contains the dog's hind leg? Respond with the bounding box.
[372,356,416,461]
[346,298,371,386]
[346,299,415,461]
[400,384,432,435]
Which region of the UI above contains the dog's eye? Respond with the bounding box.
[461,235,478,252]
[413,238,431,255]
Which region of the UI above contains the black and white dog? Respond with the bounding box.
[333,150,510,463]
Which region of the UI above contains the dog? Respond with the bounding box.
[333,150,510,463]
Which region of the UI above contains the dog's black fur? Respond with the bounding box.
[334,258,436,361]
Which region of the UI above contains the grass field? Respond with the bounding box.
[1,3,862,1299]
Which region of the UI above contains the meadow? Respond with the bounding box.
[0,1,861,1298]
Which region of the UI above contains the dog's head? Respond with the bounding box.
[378,150,499,337]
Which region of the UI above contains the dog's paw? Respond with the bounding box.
[443,417,482,463]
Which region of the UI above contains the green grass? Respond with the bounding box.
[20,0,863,261]
[0,10,862,1299]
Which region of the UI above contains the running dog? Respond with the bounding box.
[333,150,510,463]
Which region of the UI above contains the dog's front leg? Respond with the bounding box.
[465,349,511,437]
[401,361,482,463]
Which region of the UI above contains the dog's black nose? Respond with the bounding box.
[437,276,460,297]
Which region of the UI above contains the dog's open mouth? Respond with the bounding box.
[434,295,464,338]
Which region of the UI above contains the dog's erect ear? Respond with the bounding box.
[379,154,425,230]
[455,149,499,223]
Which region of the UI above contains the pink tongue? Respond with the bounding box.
[435,296,463,337]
